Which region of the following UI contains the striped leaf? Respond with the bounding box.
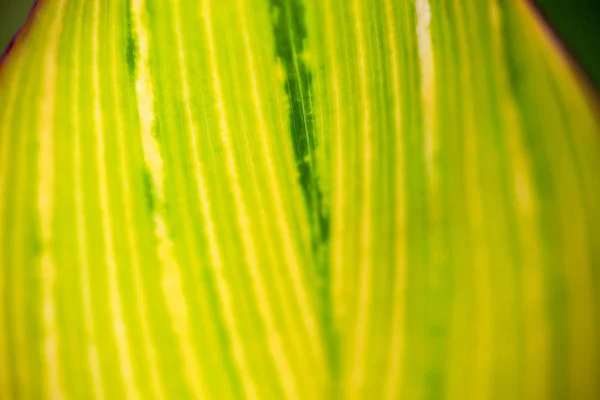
[1,0,599,399]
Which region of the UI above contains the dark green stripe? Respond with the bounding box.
[269,0,336,382]
[269,0,329,247]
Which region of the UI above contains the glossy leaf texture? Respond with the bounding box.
[0,0,599,399]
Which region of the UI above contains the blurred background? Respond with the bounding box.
[0,0,598,88]
[536,0,600,89]
[0,0,35,55]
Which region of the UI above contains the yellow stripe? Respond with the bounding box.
[37,1,68,398]
[130,1,206,397]
[322,0,346,331]
[73,0,105,395]
[0,46,25,400]
[501,58,549,400]
[349,0,374,394]
[452,3,493,399]
[382,0,407,397]
[235,0,328,379]
[91,1,139,398]
[169,0,258,397]
[200,0,299,396]
[490,6,549,398]
[109,0,164,397]
[415,0,436,185]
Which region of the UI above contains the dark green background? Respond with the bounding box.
[536,0,600,89]
[0,0,599,88]
[0,0,36,57]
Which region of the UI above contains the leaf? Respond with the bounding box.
[0,0,599,399]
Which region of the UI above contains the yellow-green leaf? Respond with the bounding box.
[0,0,599,399]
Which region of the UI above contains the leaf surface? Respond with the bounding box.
[0,0,599,399]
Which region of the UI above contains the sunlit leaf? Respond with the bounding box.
[0,0,599,398]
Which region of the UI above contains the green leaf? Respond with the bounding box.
[0,0,599,399]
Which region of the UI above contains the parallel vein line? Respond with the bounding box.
[111,0,164,397]
[0,46,25,400]
[323,0,345,331]
[491,3,548,398]
[237,0,328,379]
[200,0,299,397]
[170,0,257,398]
[37,1,68,398]
[130,0,205,398]
[349,0,374,394]
[92,1,139,398]
[73,1,105,397]
[383,0,407,397]
[453,3,493,399]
